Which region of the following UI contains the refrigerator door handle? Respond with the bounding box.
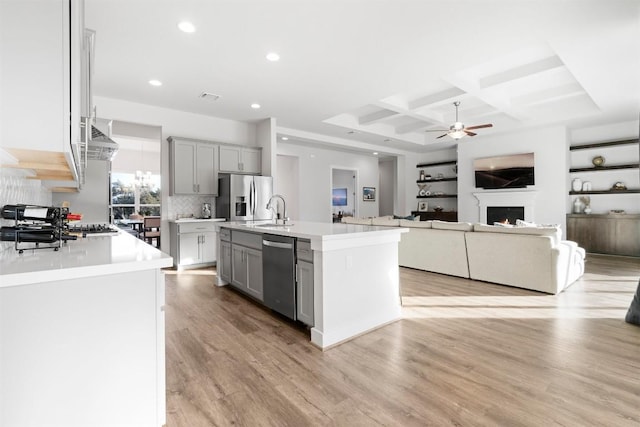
[249,180,254,217]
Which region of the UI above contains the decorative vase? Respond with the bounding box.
[572,178,583,192]
[584,206,592,214]
[592,155,605,167]
[582,181,592,191]
[419,169,425,180]
[573,198,584,214]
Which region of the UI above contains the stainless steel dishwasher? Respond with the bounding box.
[262,234,296,320]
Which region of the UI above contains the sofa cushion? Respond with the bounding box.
[473,223,561,245]
[342,217,372,225]
[400,219,432,228]
[371,217,400,227]
[432,220,474,231]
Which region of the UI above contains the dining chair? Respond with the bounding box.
[142,216,161,247]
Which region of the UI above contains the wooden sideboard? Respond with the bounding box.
[566,214,640,257]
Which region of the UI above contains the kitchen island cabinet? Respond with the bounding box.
[217,222,407,349]
[0,231,173,426]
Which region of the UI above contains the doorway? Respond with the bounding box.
[331,168,357,222]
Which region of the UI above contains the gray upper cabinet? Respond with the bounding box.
[169,137,218,196]
[219,145,261,174]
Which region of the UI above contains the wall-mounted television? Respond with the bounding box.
[332,188,348,206]
[474,153,535,189]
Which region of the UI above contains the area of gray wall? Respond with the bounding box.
[378,158,395,216]
[275,154,300,220]
[278,142,379,222]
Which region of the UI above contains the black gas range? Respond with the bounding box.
[68,223,119,237]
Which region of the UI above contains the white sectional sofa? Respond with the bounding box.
[342,216,585,294]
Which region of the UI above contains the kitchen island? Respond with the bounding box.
[217,221,408,350]
[0,230,172,426]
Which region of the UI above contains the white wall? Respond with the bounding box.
[275,155,299,220]
[278,142,380,222]
[94,96,256,145]
[457,126,569,234]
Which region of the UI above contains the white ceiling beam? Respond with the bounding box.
[358,109,400,125]
[408,87,466,110]
[479,56,564,88]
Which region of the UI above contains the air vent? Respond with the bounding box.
[199,92,221,101]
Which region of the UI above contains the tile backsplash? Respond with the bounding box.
[0,169,52,253]
[167,195,217,220]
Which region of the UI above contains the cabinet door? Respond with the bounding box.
[241,148,261,174]
[231,245,247,289]
[196,143,218,195]
[219,146,241,173]
[219,241,232,282]
[171,140,196,194]
[296,260,314,326]
[200,231,217,263]
[245,247,263,301]
[178,233,200,266]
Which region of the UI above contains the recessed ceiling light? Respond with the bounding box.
[149,79,162,86]
[251,103,261,109]
[266,52,280,62]
[178,21,196,33]
[281,136,289,140]
[373,152,379,155]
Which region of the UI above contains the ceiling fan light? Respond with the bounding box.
[449,130,466,139]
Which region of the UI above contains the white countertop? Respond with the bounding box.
[0,230,173,288]
[219,221,408,245]
[169,218,227,223]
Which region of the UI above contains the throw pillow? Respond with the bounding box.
[393,215,417,221]
[494,222,514,228]
[515,219,537,227]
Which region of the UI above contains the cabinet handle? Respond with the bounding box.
[193,184,196,193]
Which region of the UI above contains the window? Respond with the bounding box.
[111,172,161,219]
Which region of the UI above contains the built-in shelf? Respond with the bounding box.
[569,163,639,173]
[416,160,457,168]
[569,139,639,151]
[569,189,640,195]
[417,194,457,199]
[416,177,457,183]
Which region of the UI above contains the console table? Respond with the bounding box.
[566,213,640,257]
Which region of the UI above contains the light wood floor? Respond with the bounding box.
[164,254,640,426]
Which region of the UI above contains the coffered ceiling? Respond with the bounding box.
[85,0,640,155]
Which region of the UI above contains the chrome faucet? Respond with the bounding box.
[266,194,288,224]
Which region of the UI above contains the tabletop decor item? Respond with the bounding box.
[592,155,605,167]
[572,178,582,192]
[434,206,443,212]
[611,181,627,191]
[418,201,428,212]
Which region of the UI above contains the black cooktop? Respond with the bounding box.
[68,224,117,235]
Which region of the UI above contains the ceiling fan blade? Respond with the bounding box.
[436,133,448,139]
[465,130,477,137]
[464,123,493,131]
[425,129,449,132]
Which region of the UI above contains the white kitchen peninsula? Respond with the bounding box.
[0,231,173,426]
[217,221,407,350]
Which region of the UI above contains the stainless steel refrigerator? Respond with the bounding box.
[216,175,273,221]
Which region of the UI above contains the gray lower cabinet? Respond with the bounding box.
[219,241,232,282]
[296,260,314,326]
[229,229,264,301]
[296,239,314,326]
[170,222,217,269]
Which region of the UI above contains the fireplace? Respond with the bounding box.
[487,206,524,225]
[473,191,537,224]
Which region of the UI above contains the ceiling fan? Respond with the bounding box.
[426,101,493,140]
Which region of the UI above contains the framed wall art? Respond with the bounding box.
[363,187,376,201]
